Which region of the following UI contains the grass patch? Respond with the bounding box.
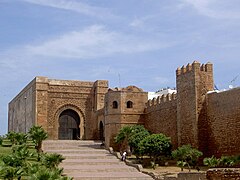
[0,146,12,156]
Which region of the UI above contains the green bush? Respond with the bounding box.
[203,155,219,168]
[172,144,202,171]
[204,155,240,168]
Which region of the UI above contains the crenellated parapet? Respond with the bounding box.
[146,92,177,108]
[176,61,213,76]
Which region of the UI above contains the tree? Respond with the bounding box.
[139,133,172,166]
[115,125,150,154]
[172,144,203,171]
[115,126,132,145]
[28,126,48,154]
[128,130,150,157]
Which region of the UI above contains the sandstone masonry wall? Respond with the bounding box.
[207,169,240,180]
[206,88,240,157]
[145,93,178,149]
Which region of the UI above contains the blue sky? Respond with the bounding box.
[0,0,240,134]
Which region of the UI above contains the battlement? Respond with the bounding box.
[176,61,213,76]
[147,92,177,107]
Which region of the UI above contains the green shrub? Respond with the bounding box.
[203,156,219,168]
[172,145,202,171]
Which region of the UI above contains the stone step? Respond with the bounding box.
[70,178,152,180]
[45,149,108,154]
[62,159,120,163]
[61,165,137,173]
[42,140,153,179]
[43,140,102,145]
[59,154,117,160]
[61,158,122,165]
[64,171,153,179]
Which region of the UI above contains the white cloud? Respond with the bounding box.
[23,25,175,59]
[181,0,240,19]
[22,0,115,19]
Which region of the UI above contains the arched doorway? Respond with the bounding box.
[99,121,104,141]
[58,109,80,140]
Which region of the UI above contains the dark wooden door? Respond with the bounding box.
[58,109,80,140]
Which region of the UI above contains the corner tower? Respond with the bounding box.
[176,61,214,149]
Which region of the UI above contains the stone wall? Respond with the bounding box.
[145,93,178,149]
[8,78,36,133]
[177,172,206,180]
[206,88,240,157]
[207,168,240,180]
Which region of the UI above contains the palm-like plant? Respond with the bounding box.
[6,132,28,146]
[12,144,32,161]
[28,126,48,154]
[41,153,65,169]
[0,165,23,180]
[1,146,30,179]
[29,166,72,180]
[15,133,28,145]
[6,132,18,146]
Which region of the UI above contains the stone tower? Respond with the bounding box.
[176,61,214,150]
[104,86,148,148]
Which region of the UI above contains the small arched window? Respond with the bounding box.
[127,101,133,108]
[113,101,118,109]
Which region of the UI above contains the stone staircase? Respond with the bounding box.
[43,140,153,180]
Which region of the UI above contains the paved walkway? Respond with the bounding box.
[43,140,153,180]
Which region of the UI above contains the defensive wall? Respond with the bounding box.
[206,88,240,157]
[145,93,178,149]
[144,61,240,157]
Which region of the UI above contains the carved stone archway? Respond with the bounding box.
[54,104,85,140]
